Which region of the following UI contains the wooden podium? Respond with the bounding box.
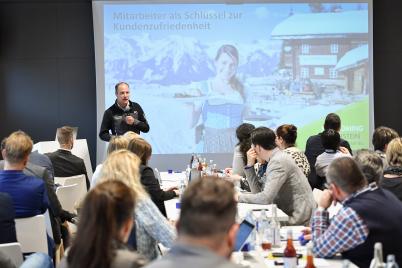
[33,139,93,179]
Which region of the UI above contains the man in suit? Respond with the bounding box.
[0,131,54,257]
[145,177,242,268]
[238,127,315,225]
[0,192,17,244]
[305,113,352,189]
[46,126,89,189]
[29,150,54,178]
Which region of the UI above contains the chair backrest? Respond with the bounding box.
[56,183,80,213]
[44,210,53,240]
[0,242,24,267]
[15,215,48,254]
[63,174,87,202]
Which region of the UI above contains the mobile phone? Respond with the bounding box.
[272,252,302,258]
[234,219,255,251]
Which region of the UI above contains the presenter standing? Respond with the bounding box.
[99,82,149,141]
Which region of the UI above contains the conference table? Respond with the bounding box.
[161,171,357,268]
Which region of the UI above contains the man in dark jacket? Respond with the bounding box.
[305,113,352,189]
[99,82,149,142]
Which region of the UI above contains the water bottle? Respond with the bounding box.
[270,204,281,248]
[369,242,386,268]
[386,255,399,268]
[185,165,191,184]
[258,209,272,250]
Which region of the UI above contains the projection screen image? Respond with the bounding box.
[94,1,372,156]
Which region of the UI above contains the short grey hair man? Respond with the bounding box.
[354,149,383,185]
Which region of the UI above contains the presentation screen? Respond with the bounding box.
[93,1,373,169]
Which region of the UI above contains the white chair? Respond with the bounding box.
[0,242,24,267]
[15,215,48,254]
[56,184,80,213]
[63,174,87,202]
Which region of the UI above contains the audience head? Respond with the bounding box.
[107,136,128,155]
[123,131,141,142]
[1,131,33,166]
[354,149,383,184]
[321,129,340,151]
[250,127,276,150]
[324,113,341,131]
[236,123,255,143]
[178,176,238,258]
[67,180,136,268]
[56,126,74,149]
[326,157,367,199]
[236,123,255,165]
[100,149,148,200]
[386,137,402,167]
[127,138,152,166]
[276,124,298,149]
[372,126,399,152]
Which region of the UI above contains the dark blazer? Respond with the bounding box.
[305,132,352,189]
[140,165,176,217]
[46,149,89,190]
[0,192,17,244]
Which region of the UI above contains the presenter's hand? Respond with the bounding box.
[125,115,135,125]
[246,148,257,166]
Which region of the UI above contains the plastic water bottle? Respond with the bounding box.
[370,242,386,268]
[386,255,399,268]
[257,209,272,250]
[185,165,191,183]
[270,204,281,248]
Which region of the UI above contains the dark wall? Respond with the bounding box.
[0,0,402,167]
[373,0,402,134]
[0,1,96,167]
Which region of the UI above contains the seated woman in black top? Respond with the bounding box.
[382,137,402,201]
[128,138,178,216]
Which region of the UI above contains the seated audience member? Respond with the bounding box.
[305,113,352,189]
[354,149,384,185]
[311,157,402,267]
[91,136,128,188]
[0,192,17,244]
[60,180,147,268]
[29,150,54,178]
[315,129,351,181]
[145,177,243,268]
[231,123,255,177]
[0,131,54,257]
[372,126,399,169]
[276,124,310,177]
[381,137,402,201]
[0,131,50,217]
[238,127,315,225]
[124,130,141,141]
[0,147,74,247]
[99,150,176,260]
[46,126,89,189]
[128,138,178,217]
[225,148,267,192]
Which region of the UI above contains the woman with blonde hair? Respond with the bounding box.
[91,135,129,187]
[60,180,147,268]
[381,137,402,201]
[99,150,176,260]
[128,138,178,217]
